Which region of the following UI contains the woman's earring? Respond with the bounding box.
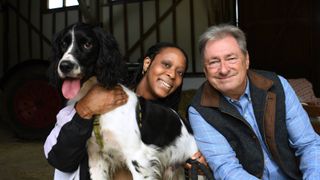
[142,57,151,76]
[142,69,146,75]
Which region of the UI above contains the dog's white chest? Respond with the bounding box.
[98,87,142,150]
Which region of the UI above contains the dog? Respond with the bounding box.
[48,22,199,180]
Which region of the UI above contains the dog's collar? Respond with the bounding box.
[93,117,104,150]
[136,101,143,129]
[93,102,143,151]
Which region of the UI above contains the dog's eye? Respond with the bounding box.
[84,42,93,49]
[61,41,68,49]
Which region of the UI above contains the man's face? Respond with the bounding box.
[203,36,249,99]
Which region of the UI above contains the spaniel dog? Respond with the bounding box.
[48,22,199,180]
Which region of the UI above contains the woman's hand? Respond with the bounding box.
[75,84,128,119]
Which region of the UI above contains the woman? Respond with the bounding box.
[44,42,205,179]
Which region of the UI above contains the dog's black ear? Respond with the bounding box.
[93,26,127,88]
[47,28,66,89]
[46,58,60,89]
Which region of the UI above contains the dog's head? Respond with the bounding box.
[48,22,126,100]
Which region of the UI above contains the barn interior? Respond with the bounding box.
[0,0,319,179]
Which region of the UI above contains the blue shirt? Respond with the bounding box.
[188,76,320,180]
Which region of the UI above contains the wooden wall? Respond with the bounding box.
[2,0,318,94]
[0,0,211,79]
[238,0,320,96]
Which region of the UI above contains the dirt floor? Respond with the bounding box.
[0,122,54,180]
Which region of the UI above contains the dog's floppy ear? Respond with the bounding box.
[47,28,66,89]
[93,27,127,89]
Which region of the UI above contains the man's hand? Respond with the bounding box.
[185,151,209,175]
[75,85,128,119]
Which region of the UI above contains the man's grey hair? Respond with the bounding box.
[199,24,248,59]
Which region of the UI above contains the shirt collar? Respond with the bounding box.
[224,78,251,103]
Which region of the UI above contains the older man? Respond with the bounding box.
[188,24,320,180]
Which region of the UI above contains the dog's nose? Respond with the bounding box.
[59,61,75,73]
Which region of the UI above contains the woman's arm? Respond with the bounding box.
[44,103,93,172]
[44,84,128,172]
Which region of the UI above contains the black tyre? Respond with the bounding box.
[1,59,63,140]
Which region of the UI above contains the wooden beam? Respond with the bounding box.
[126,0,183,57]
[139,0,144,56]
[189,0,196,73]
[3,2,9,72]
[16,0,21,62]
[6,3,51,45]
[78,0,94,23]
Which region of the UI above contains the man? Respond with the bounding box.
[188,24,320,180]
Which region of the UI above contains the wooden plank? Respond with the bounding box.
[126,0,183,57]
[189,0,195,73]
[172,0,177,43]
[109,4,113,33]
[155,0,160,41]
[6,4,51,45]
[40,1,43,60]
[3,2,9,73]
[16,0,20,62]
[123,2,128,52]
[64,0,68,27]
[28,0,32,58]
[52,12,56,34]
[139,0,144,56]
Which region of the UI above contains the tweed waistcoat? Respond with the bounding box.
[191,70,302,179]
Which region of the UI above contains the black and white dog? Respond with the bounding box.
[48,22,198,180]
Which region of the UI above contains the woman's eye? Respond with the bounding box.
[162,62,170,68]
[84,42,93,49]
[177,71,184,76]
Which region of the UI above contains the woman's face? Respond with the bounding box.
[139,47,187,100]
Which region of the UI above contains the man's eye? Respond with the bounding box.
[206,59,221,69]
[208,60,220,65]
[227,56,237,60]
[209,61,218,64]
[227,57,238,64]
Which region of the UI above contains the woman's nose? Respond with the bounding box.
[167,68,175,79]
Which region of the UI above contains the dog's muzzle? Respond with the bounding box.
[59,60,76,74]
[58,59,81,78]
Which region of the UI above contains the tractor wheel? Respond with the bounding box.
[1,59,63,140]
